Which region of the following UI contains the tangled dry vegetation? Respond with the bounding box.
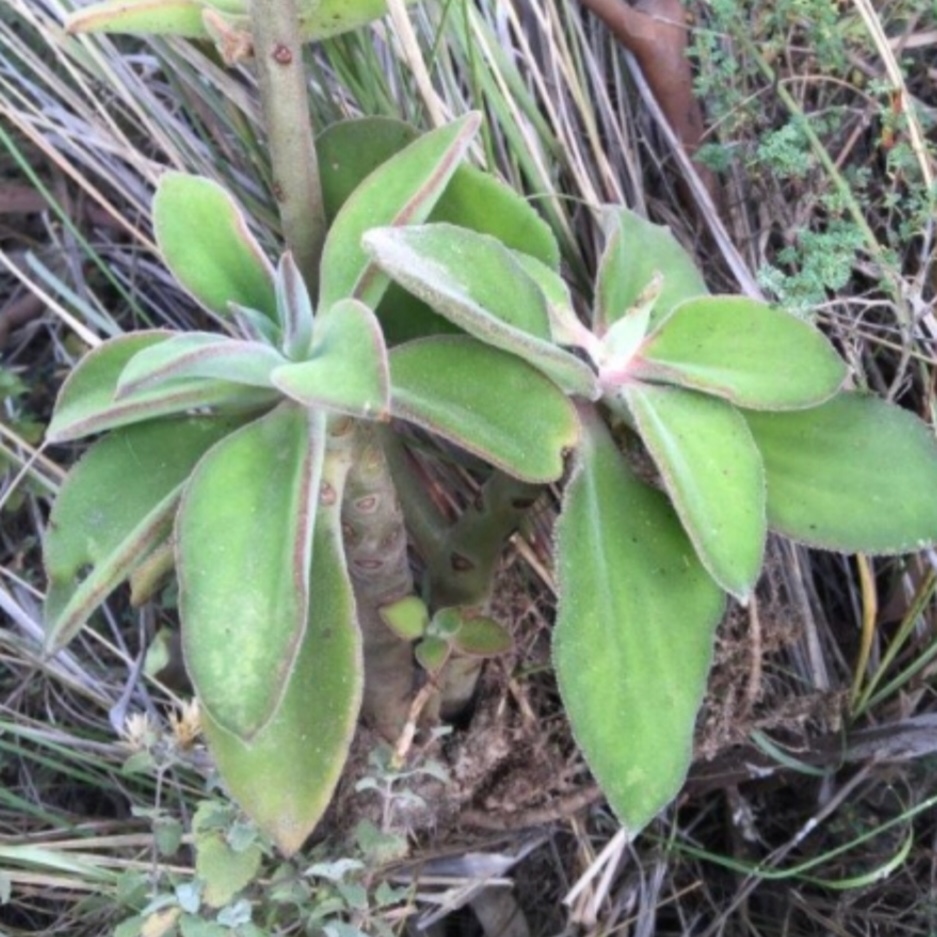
[1,1,936,934]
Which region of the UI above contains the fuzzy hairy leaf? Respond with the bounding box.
[389,336,579,483]
[634,297,847,409]
[275,253,315,360]
[44,418,238,650]
[624,384,765,599]
[154,173,276,320]
[271,299,389,419]
[317,116,558,267]
[178,404,325,740]
[46,333,276,443]
[744,392,937,553]
[594,207,707,333]
[116,332,285,398]
[365,224,599,397]
[200,447,362,857]
[317,116,560,345]
[318,114,481,313]
[66,0,416,41]
[553,408,724,833]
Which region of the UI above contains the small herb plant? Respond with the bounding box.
[44,0,937,857]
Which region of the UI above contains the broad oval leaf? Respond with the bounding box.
[317,116,560,345]
[316,115,558,266]
[594,207,707,333]
[201,453,362,856]
[68,0,419,41]
[178,404,325,740]
[365,224,599,398]
[116,332,285,398]
[270,299,389,419]
[44,417,239,650]
[47,332,277,443]
[634,296,847,409]
[65,0,208,36]
[318,114,481,312]
[154,173,276,320]
[624,384,766,599]
[389,336,579,483]
[743,392,937,553]
[553,407,725,833]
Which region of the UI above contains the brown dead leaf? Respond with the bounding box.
[581,0,717,201]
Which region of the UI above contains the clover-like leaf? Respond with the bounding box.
[389,336,579,483]
[633,296,847,409]
[200,445,362,856]
[154,173,276,320]
[624,383,765,599]
[178,404,325,740]
[744,392,937,553]
[44,417,239,650]
[116,332,285,398]
[452,616,512,657]
[365,224,599,397]
[318,113,481,312]
[379,595,429,641]
[46,333,277,443]
[594,207,707,333]
[271,299,389,419]
[553,406,725,833]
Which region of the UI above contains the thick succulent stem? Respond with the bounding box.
[429,471,542,718]
[384,430,541,718]
[249,0,327,291]
[342,423,417,740]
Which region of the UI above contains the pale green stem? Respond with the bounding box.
[249,0,327,291]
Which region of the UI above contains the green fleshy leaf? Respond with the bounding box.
[275,253,315,360]
[270,299,390,419]
[594,207,707,333]
[316,117,558,269]
[154,173,276,320]
[200,448,362,856]
[316,116,559,345]
[379,595,429,641]
[389,336,579,483]
[634,296,847,409]
[452,616,512,657]
[510,252,593,350]
[318,114,481,312]
[116,332,285,397]
[744,392,937,553]
[178,404,325,740]
[553,408,725,833]
[65,0,209,37]
[46,333,277,443]
[43,417,239,650]
[365,224,598,397]
[624,384,765,599]
[415,636,449,674]
[67,0,419,41]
